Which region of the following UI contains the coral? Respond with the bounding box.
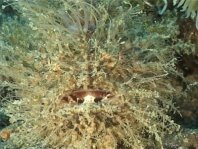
[173,0,198,29]
[157,0,198,29]
[159,0,168,15]
[0,0,193,148]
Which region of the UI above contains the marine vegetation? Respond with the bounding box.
[1,0,196,148]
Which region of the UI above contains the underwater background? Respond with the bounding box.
[0,0,198,148]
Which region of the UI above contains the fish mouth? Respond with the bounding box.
[60,89,114,104]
